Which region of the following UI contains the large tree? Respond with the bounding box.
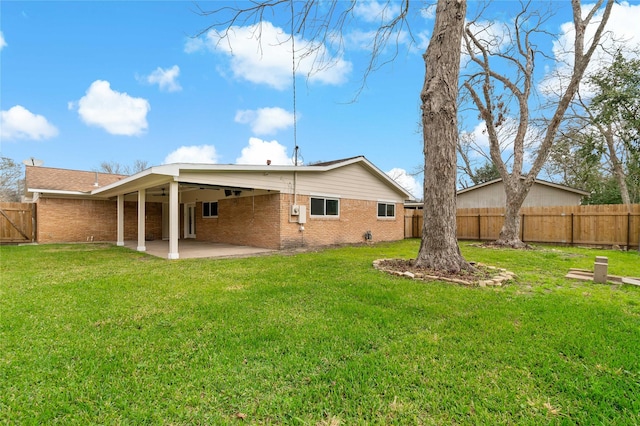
[588,53,640,205]
[461,0,614,247]
[0,156,23,202]
[416,0,470,272]
[544,52,640,205]
[590,52,640,153]
[197,0,471,272]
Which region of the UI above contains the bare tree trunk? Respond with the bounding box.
[415,0,470,273]
[499,177,529,247]
[604,124,632,206]
[464,0,614,247]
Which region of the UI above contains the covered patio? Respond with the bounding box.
[122,240,274,260]
[93,163,286,260]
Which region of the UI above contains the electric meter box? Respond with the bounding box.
[297,206,307,223]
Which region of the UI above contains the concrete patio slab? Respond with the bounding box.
[122,240,274,259]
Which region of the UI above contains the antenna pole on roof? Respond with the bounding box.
[291,0,299,205]
[291,0,299,167]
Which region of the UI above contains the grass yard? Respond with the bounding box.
[1,240,639,425]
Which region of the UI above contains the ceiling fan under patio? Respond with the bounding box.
[147,187,168,197]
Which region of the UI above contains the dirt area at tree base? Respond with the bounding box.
[374,259,516,287]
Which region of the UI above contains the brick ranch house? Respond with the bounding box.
[24,156,412,259]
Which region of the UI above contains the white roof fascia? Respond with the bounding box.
[91,162,330,196]
[91,164,180,195]
[173,163,328,173]
[89,157,413,199]
[28,188,90,196]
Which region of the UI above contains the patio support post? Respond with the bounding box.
[117,194,124,246]
[137,190,146,252]
[168,181,180,259]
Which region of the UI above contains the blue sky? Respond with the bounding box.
[2,1,640,198]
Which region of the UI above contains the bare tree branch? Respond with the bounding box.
[461,0,615,247]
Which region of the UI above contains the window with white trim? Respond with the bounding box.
[202,201,218,218]
[310,197,339,216]
[377,202,395,218]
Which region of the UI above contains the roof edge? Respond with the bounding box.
[91,156,412,199]
[457,178,590,196]
[28,188,91,196]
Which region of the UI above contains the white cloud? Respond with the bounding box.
[344,29,381,51]
[164,145,219,164]
[0,31,6,50]
[461,118,544,174]
[0,105,58,141]
[234,107,295,135]
[463,121,491,149]
[186,21,352,90]
[184,37,205,54]
[72,80,150,136]
[421,4,437,20]
[344,27,413,53]
[541,1,640,97]
[386,168,421,200]
[462,19,508,59]
[145,65,182,92]
[236,137,293,165]
[354,1,402,23]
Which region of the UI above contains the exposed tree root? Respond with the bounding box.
[485,239,533,250]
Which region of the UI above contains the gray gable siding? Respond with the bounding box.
[457,181,585,208]
[179,163,406,202]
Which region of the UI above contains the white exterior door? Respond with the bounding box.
[184,203,196,238]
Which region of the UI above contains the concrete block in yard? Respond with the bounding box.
[593,257,608,284]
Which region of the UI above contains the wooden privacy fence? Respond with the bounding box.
[0,202,36,243]
[405,204,640,249]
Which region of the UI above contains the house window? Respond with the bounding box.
[377,202,395,218]
[202,201,218,218]
[310,197,339,216]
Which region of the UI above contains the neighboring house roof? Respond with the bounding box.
[25,166,127,194]
[456,178,590,196]
[25,156,413,200]
[404,178,589,208]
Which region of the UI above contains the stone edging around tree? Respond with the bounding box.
[372,259,516,287]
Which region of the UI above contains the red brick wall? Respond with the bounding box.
[35,195,403,249]
[195,193,281,249]
[280,195,404,249]
[36,198,162,243]
[36,198,117,243]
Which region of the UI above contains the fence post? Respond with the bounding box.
[477,214,481,240]
[570,213,574,246]
[521,214,525,242]
[627,212,631,251]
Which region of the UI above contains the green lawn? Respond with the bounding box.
[1,240,639,425]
